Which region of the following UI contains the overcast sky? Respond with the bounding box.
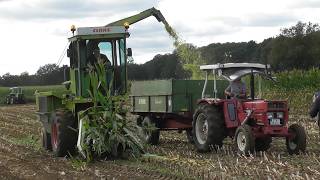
[0,0,319,75]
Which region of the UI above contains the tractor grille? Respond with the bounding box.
[268,102,286,110]
[38,96,47,113]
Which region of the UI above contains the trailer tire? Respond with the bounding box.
[141,116,160,145]
[41,127,52,151]
[51,110,77,157]
[286,124,306,155]
[186,129,194,144]
[235,124,255,155]
[255,137,272,151]
[193,104,226,152]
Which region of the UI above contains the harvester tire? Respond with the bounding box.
[51,110,77,157]
[235,124,255,155]
[41,127,52,151]
[141,116,160,145]
[186,129,194,144]
[286,124,306,155]
[5,97,9,104]
[255,137,272,151]
[192,104,226,152]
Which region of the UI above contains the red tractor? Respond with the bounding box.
[192,63,306,154]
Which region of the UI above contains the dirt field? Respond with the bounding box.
[1,104,320,179]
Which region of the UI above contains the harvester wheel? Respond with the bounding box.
[51,110,77,157]
[141,116,160,145]
[193,104,226,152]
[5,97,9,104]
[235,124,255,155]
[286,124,306,155]
[255,137,272,151]
[186,129,194,144]
[41,127,52,151]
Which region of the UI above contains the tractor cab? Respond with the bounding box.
[67,25,130,98]
[200,63,273,100]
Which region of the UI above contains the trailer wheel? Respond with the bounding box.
[186,129,194,144]
[51,110,77,157]
[235,124,255,155]
[141,116,160,145]
[286,124,306,155]
[41,127,52,151]
[255,137,272,151]
[193,104,226,152]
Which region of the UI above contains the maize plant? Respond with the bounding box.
[77,62,144,161]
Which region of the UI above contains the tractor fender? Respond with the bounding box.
[197,98,224,106]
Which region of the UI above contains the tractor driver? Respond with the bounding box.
[224,78,247,99]
[88,46,111,67]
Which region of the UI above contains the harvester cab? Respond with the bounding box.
[192,63,306,155]
[67,25,129,97]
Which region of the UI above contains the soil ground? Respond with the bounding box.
[1,104,320,179]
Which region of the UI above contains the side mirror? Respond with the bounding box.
[62,81,71,90]
[127,48,132,57]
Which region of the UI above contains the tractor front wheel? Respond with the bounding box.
[141,116,160,145]
[10,97,15,104]
[235,124,255,155]
[192,104,226,152]
[286,124,306,155]
[51,110,77,157]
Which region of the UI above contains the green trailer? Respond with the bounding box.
[130,79,228,144]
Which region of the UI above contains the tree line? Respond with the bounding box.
[0,21,319,86]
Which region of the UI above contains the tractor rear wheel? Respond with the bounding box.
[41,127,52,151]
[286,124,306,155]
[235,124,255,155]
[255,137,272,151]
[51,110,77,157]
[192,104,226,152]
[141,116,160,145]
[186,129,194,144]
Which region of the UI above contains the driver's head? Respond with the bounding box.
[93,46,100,57]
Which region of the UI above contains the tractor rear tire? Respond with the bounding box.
[41,127,52,151]
[192,104,226,152]
[186,129,194,144]
[286,124,306,155]
[141,116,160,145]
[51,110,77,157]
[255,137,272,151]
[235,124,255,155]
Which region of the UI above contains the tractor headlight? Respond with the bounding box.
[267,112,273,119]
[277,112,284,119]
